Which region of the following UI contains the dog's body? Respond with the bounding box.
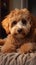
[0,8,36,53]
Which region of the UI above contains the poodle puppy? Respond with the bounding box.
[0,8,36,53]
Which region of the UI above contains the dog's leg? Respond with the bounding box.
[1,34,16,53]
[17,43,35,54]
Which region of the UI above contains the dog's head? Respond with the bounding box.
[9,8,32,39]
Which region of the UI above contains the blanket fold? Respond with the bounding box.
[0,52,36,65]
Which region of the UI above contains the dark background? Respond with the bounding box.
[28,0,36,16]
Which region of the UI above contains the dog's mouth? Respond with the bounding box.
[13,32,26,39]
[14,32,25,35]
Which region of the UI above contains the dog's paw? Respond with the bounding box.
[17,43,34,54]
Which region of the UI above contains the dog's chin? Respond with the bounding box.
[13,33,26,39]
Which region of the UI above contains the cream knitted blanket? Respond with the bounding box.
[0,52,36,65]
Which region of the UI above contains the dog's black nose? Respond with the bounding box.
[18,28,22,33]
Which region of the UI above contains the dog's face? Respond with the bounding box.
[9,9,32,39]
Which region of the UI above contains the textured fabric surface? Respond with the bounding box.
[0,52,36,65]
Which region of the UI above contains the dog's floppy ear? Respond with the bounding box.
[1,17,10,34]
[31,14,36,38]
[31,14,36,28]
[1,9,19,34]
[1,12,12,34]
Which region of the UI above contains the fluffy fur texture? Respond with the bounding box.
[0,8,36,53]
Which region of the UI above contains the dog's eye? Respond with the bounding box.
[12,21,17,26]
[22,19,27,25]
